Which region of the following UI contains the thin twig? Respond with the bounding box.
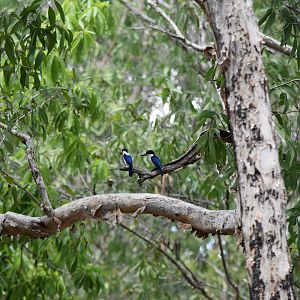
[217,234,240,299]
[119,0,156,24]
[0,122,54,218]
[119,0,208,52]
[13,95,55,124]
[146,0,208,52]
[0,169,40,206]
[285,4,300,15]
[24,245,67,274]
[146,0,184,38]
[120,223,213,300]
[269,79,300,92]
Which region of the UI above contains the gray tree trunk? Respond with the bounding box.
[203,0,295,298]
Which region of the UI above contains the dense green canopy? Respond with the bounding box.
[0,0,299,298]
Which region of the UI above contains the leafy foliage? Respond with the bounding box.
[0,0,299,298]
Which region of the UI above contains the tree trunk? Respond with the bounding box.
[203,0,295,298]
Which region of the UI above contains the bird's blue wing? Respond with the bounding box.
[124,154,133,166]
[151,155,162,169]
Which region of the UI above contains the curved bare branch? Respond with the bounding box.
[120,129,232,184]
[119,0,209,52]
[0,122,54,218]
[0,193,236,238]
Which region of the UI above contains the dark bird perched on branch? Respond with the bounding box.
[141,150,163,175]
[121,148,133,177]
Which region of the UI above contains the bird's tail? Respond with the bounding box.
[129,166,133,177]
[159,166,163,176]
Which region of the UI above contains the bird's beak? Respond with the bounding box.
[140,153,147,157]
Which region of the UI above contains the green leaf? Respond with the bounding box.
[48,6,56,26]
[282,24,292,45]
[47,31,57,54]
[297,231,300,256]
[34,50,44,69]
[199,110,217,121]
[70,257,78,273]
[72,36,86,63]
[10,20,22,34]
[39,108,48,126]
[274,112,283,126]
[287,142,295,168]
[55,0,65,23]
[4,175,14,184]
[33,71,40,89]
[3,140,14,153]
[61,184,75,197]
[161,88,170,103]
[263,11,276,33]
[28,0,44,11]
[208,134,216,162]
[205,64,217,81]
[59,29,65,54]
[65,29,73,47]
[297,41,300,70]
[290,37,297,58]
[5,36,15,64]
[279,92,289,114]
[3,63,13,86]
[20,66,28,88]
[51,55,60,84]
[258,8,273,26]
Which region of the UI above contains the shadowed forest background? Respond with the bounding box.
[0,0,299,299]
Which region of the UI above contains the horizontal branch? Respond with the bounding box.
[194,0,293,57]
[0,193,236,238]
[0,122,54,218]
[121,129,232,183]
[261,34,292,56]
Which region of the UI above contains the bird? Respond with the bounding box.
[141,150,163,175]
[121,148,133,177]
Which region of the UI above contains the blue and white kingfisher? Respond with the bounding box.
[141,150,163,175]
[121,148,133,177]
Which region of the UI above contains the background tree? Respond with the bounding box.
[0,0,299,299]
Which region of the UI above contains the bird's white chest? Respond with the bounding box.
[123,156,128,166]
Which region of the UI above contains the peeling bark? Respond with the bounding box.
[203,0,295,298]
[0,193,236,238]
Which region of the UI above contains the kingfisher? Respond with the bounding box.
[121,148,133,177]
[141,150,163,175]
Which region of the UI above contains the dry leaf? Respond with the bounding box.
[116,207,123,224]
[91,203,102,217]
[103,208,123,227]
[132,205,146,218]
[177,222,192,232]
